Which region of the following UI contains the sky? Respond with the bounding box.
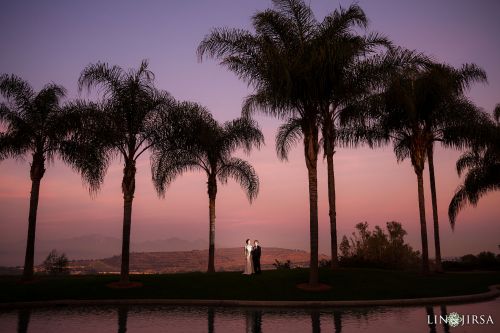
[0,0,499,265]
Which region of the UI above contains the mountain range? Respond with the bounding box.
[0,234,207,266]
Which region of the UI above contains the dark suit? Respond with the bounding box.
[252,245,261,274]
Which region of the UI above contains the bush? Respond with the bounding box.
[442,251,500,271]
[319,259,331,268]
[43,249,69,275]
[273,259,291,270]
[338,221,421,270]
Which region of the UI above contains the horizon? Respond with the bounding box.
[1,0,500,267]
[0,232,476,268]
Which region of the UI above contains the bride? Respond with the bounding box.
[243,239,254,275]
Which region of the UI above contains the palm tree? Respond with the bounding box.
[417,63,487,272]
[78,60,173,284]
[448,106,500,226]
[354,52,433,274]
[198,0,387,285]
[198,0,322,285]
[349,54,489,274]
[310,6,391,269]
[151,102,263,272]
[0,74,102,280]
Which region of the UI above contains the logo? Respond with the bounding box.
[427,311,494,327]
[446,312,462,327]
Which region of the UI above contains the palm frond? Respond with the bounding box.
[0,130,31,160]
[218,157,259,202]
[242,91,294,119]
[456,63,487,92]
[275,117,302,160]
[0,74,34,115]
[271,0,318,40]
[448,185,468,229]
[455,150,480,176]
[151,148,204,197]
[78,61,124,97]
[319,3,368,36]
[393,135,412,163]
[222,117,264,155]
[197,27,258,63]
[449,140,500,227]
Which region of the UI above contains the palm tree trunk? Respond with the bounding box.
[207,174,217,273]
[23,153,45,280]
[416,169,430,274]
[307,163,319,285]
[427,145,443,272]
[326,150,339,269]
[120,159,136,284]
[304,129,319,286]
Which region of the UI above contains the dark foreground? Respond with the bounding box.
[1,268,499,303]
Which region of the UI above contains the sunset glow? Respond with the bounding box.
[1,0,499,266]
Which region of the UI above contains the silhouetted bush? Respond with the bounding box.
[43,249,69,275]
[319,259,331,268]
[442,251,500,271]
[273,259,292,270]
[338,221,421,270]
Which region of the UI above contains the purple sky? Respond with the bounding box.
[0,0,499,265]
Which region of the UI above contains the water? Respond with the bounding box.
[0,298,498,332]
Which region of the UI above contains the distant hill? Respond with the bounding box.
[0,266,22,275]
[70,248,328,274]
[0,234,207,266]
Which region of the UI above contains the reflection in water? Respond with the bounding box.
[311,311,321,333]
[0,298,497,333]
[208,308,215,333]
[333,310,342,333]
[245,310,262,333]
[426,304,454,333]
[17,308,30,333]
[426,306,437,333]
[117,306,128,333]
[441,305,450,333]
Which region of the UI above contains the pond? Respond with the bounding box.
[0,297,498,332]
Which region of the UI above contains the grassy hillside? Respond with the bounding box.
[69,248,329,274]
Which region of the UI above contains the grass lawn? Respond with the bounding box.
[1,268,499,303]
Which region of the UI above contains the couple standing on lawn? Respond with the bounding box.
[243,239,261,275]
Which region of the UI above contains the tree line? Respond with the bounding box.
[1,0,498,287]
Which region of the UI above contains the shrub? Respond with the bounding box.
[43,249,69,275]
[338,221,421,270]
[442,251,500,271]
[273,259,291,270]
[319,259,331,268]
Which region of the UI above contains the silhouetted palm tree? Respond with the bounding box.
[448,107,499,226]
[198,0,387,284]
[349,54,489,274]
[0,74,102,280]
[78,60,173,284]
[358,53,435,274]
[198,0,322,284]
[416,62,487,271]
[310,5,390,269]
[151,103,263,272]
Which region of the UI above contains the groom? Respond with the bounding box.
[252,240,261,274]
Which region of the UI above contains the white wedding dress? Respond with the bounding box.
[243,244,254,275]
